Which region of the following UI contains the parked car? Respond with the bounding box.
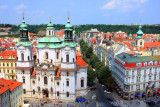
[104,90,111,94]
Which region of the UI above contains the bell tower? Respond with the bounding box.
[16,13,34,97]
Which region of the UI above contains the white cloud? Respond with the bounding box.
[101,0,149,12]
[0,5,8,9]
[102,1,116,9]
[104,13,111,16]
[16,4,26,10]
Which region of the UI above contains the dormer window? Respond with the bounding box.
[144,62,147,66]
[136,63,142,66]
[149,61,153,66]
[154,61,157,65]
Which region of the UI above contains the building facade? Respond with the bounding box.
[16,15,88,101]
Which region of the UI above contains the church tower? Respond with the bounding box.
[61,13,77,69]
[46,17,55,36]
[135,25,144,48]
[16,13,34,97]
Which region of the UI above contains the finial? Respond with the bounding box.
[23,12,24,20]
[68,12,69,20]
[50,16,51,23]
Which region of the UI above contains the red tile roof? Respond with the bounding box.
[0,78,23,93]
[0,50,17,59]
[76,52,88,67]
[91,38,96,43]
[0,81,9,95]
[56,71,61,77]
[32,70,36,76]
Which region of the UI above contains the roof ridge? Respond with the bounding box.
[0,80,10,89]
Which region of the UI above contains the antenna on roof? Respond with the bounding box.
[23,12,24,20]
[68,12,69,20]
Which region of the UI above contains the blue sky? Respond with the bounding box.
[0,0,159,25]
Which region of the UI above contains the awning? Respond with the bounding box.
[135,94,140,97]
[142,93,146,96]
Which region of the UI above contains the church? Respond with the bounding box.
[16,14,88,101]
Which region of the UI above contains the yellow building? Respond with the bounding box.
[0,50,17,81]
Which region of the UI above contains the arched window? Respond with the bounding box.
[45,52,48,59]
[49,30,50,35]
[66,72,69,76]
[81,79,84,87]
[66,54,69,62]
[73,58,75,62]
[33,90,35,94]
[23,89,26,94]
[57,52,59,59]
[51,87,53,92]
[44,77,48,84]
[66,92,69,97]
[28,56,29,61]
[22,70,24,74]
[66,80,69,86]
[38,87,40,91]
[51,59,53,63]
[21,53,24,61]
[23,78,25,83]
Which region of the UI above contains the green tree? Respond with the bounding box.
[87,66,96,86]
[85,46,93,59]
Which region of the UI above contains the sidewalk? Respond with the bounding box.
[112,91,148,107]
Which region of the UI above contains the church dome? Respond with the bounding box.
[137,25,143,35]
[20,19,28,30]
[39,36,62,43]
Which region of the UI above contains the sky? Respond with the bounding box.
[0,0,159,25]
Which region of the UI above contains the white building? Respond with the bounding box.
[16,15,88,101]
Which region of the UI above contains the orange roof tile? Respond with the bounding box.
[76,52,88,67]
[0,50,17,59]
[0,78,23,92]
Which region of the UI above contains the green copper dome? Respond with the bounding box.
[47,21,54,29]
[39,36,62,43]
[137,25,143,36]
[65,17,73,31]
[129,34,132,37]
[20,19,28,30]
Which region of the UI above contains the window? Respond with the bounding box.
[154,61,157,65]
[66,92,69,97]
[150,68,152,73]
[23,78,25,83]
[51,87,53,92]
[132,71,134,76]
[22,70,24,74]
[33,90,35,94]
[143,84,145,89]
[44,77,47,84]
[57,91,59,96]
[23,89,26,94]
[3,63,5,66]
[149,76,151,81]
[32,80,35,84]
[49,30,50,35]
[51,77,53,82]
[45,52,48,59]
[73,58,75,62]
[8,70,9,73]
[66,54,69,62]
[7,63,9,66]
[28,56,29,60]
[57,82,59,86]
[38,77,40,81]
[21,53,24,61]
[81,79,84,87]
[66,72,69,76]
[126,71,129,75]
[131,85,133,90]
[66,80,69,86]
[38,87,40,91]
[140,42,142,45]
[57,52,59,59]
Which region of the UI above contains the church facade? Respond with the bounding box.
[16,15,88,101]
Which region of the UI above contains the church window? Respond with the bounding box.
[66,54,69,62]
[3,63,5,66]
[57,82,59,86]
[66,92,69,97]
[57,52,59,59]
[7,63,9,66]
[45,52,48,59]
[140,42,142,45]
[44,77,48,84]
[57,91,59,96]
[33,90,35,94]
[49,30,51,35]
[81,79,84,87]
[23,89,26,94]
[28,56,29,61]
[73,58,75,62]
[22,70,24,74]
[38,87,40,91]
[66,80,69,86]
[23,78,25,83]
[32,80,35,84]
[21,53,24,61]
[51,87,53,92]
[66,72,69,76]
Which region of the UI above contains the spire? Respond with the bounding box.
[50,16,52,24]
[136,24,143,37]
[22,12,25,24]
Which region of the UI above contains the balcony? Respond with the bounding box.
[54,77,61,80]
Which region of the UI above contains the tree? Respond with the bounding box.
[85,46,93,59]
[87,66,96,86]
